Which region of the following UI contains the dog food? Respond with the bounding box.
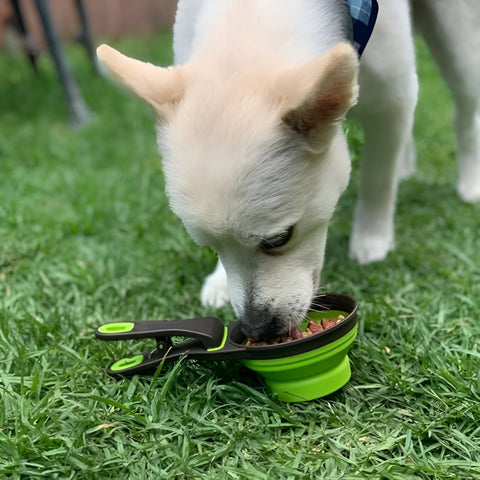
[245,314,345,346]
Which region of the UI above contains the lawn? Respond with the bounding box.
[0,31,479,479]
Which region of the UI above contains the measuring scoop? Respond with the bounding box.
[95,293,358,402]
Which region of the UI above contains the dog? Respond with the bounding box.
[96,0,479,339]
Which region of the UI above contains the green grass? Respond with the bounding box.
[1,33,479,479]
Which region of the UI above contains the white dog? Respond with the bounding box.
[97,0,479,339]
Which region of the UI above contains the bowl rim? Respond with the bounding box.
[225,293,358,360]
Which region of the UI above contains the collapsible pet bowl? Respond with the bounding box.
[95,293,358,402]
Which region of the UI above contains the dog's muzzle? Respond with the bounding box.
[238,303,286,340]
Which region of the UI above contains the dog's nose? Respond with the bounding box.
[238,304,282,340]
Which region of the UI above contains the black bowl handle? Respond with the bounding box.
[95,317,225,350]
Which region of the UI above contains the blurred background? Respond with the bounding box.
[0,0,176,48]
[0,0,179,126]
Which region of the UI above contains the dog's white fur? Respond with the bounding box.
[97,0,480,338]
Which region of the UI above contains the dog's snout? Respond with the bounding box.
[238,304,283,340]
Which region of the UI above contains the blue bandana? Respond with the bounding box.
[347,0,379,56]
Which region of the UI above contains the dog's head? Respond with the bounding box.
[97,42,358,338]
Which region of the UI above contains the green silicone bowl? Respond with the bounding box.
[241,324,357,402]
[229,294,358,402]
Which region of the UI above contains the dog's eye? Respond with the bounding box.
[260,225,294,253]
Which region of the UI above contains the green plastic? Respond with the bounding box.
[242,324,358,402]
[97,322,135,334]
[207,327,228,352]
[110,354,144,372]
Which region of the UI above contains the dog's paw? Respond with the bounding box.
[349,233,394,264]
[350,202,395,264]
[349,217,394,264]
[457,173,480,203]
[200,261,229,309]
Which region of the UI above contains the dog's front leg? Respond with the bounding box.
[413,0,480,203]
[349,115,415,264]
[200,259,229,309]
[349,0,418,264]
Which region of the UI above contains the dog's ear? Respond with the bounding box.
[279,42,358,137]
[96,44,184,120]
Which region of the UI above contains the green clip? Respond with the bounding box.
[110,354,144,372]
[97,322,135,335]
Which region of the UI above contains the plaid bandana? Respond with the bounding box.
[347,0,379,56]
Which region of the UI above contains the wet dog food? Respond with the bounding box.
[245,314,345,346]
